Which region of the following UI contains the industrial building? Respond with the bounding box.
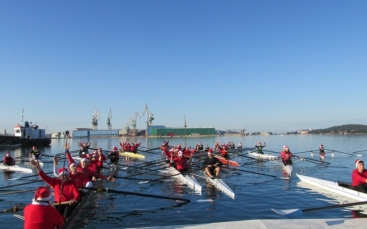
[148,125,215,137]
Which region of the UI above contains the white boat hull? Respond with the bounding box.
[166,166,202,193]
[204,172,235,199]
[282,163,292,177]
[0,164,32,173]
[297,174,367,201]
[247,152,278,160]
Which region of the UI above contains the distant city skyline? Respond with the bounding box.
[1,1,367,134]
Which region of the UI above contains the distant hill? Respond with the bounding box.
[308,124,367,134]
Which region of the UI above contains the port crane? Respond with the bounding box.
[131,112,140,136]
[125,117,132,136]
[91,107,100,130]
[143,104,154,136]
[107,108,112,130]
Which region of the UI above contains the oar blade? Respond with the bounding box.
[271,208,303,216]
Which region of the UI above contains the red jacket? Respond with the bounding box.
[38,170,80,202]
[69,173,90,189]
[66,150,106,180]
[3,156,14,165]
[171,156,188,172]
[24,203,64,229]
[352,169,367,187]
[280,151,293,160]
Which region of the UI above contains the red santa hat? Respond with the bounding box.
[58,168,69,177]
[113,146,118,150]
[355,159,364,168]
[208,148,213,154]
[69,163,76,169]
[34,186,51,201]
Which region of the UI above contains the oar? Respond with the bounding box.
[113,176,157,182]
[272,200,367,216]
[0,180,43,190]
[352,149,367,154]
[8,171,54,180]
[0,201,71,214]
[0,205,24,214]
[294,155,330,165]
[0,189,35,196]
[325,148,361,156]
[228,168,277,178]
[83,187,191,202]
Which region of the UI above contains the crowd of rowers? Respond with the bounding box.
[160,140,242,179]
[4,141,143,229]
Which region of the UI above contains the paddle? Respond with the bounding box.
[325,148,362,156]
[0,180,43,190]
[228,167,277,178]
[7,171,53,181]
[0,201,72,214]
[0,189,35,196]
[83,187,191,202]
[272,200,367,216]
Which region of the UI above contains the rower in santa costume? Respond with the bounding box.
[24,186,65,229]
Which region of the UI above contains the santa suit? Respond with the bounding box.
[24,201,64,229]
[38,170,80,202]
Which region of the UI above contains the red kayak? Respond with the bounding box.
[214,155,239,167]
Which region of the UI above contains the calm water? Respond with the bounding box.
[1,134,367,228]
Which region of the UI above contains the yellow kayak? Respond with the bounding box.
[119,151,145,159]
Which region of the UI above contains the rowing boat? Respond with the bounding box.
[119,151,145,159]
[282,162,292,177]
[297,174,367,201]
[61,187,94,229]
[214,155,239,167]
[0,164,32,173]
[166,166,202,193]
[203,172,235,199]
[247,151,278,160]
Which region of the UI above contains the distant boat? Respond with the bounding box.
[0,121,51,147]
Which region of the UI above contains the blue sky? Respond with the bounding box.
[1,1,366,134]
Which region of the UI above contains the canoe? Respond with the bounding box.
[297,174,367,201]
[119,151,145,159]
[282,162,293,177]
[203,172,235,199]
[165,166,202,193]
[214,155,239,167]
[247,151,278,160]
[0,164,32,173]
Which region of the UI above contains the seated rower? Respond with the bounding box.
[170,151,189,173]
[352,159,367,193]
[65,144,114,182]
[53,156,92,191]
[29,146,41,160]
[202,149,222,179]
[130,142,141,153]
[255,142,266,154]
[280,146,293,165]
[30,160,80,217]
[108,146,120,164]
[3,151,15,166]
[219,147,230,160]
[319,144,325,158]
[78,141,91,157]
[24,186,65,229]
